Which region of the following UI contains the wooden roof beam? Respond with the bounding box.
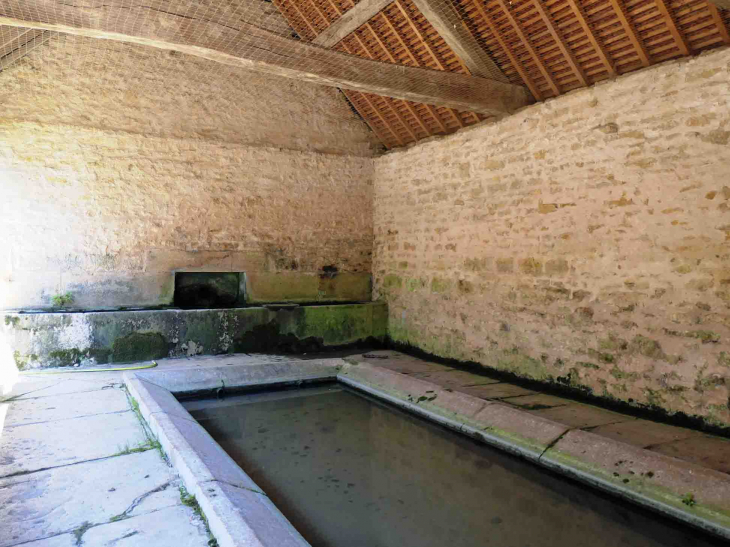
[707,3,730,45]
[654,0,691,56]
[608,0,651,67]
[407,0,509,81]
[312,0,394,46]
[564,0,616,77]
[0,3,531,116]
[708,0,730,12]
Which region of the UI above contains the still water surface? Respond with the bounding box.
[184,385,723,547]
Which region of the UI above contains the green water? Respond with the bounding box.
[184,385,723,547]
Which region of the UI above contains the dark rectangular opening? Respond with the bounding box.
[173,272,242,309]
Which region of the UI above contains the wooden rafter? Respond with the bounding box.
[493,0,562,95]
[313,0,394,46]
[379,9,450,132]
[707,3,730,45]
[530,0,589,87]
[472,0,541,99]
[564,0,616,77]
[394,0,467,127]
[654,0,691,56]
[408,0,509,80]
[607,0,652,66]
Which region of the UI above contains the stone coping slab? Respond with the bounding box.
[124,358,730,545]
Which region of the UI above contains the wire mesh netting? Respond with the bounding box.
[1,0,729,148]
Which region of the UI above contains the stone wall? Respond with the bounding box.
[0,33,376,310]
[372,48,730,427]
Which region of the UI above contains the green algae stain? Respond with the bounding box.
[430,277,452,294]
[112,332,168,363]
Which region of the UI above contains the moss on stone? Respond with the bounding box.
[382,274,403,290]
[719,352,730,368]
[577,361,601,370]
[112,332,168,363]
[48,348,83,366]
[629,335,667,360]
[430,277,452,294]
[405,277,426,292]
[610,365,639,380]
[599,334,628,352]
[587,348,615,363]
[4,315,20,328]
[684,330,720,344]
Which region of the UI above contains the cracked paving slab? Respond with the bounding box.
[0,450,193,547]
[18,505,210,547]
[0,411,147,477]
[3,388,130,427]
[2,376,122,402]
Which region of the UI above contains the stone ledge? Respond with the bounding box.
[4,302,387,368]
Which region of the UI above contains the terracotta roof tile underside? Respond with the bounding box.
[273,0,730,148]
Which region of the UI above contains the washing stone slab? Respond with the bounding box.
[541,429,730,538]
[0,450,179,547]
[4,387,129,426]
[0,410,147,477]
[588,419,704,449]
[649,435,730,474]
[530,402,635,429]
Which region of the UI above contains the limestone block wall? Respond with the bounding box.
[0,34,376,310]
[372,48,730,427]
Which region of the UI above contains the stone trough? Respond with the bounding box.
[125,358,730,546]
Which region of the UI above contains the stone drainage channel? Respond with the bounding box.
[125,357,730,547]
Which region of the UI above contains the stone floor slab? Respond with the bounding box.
[0,450,178,547]
[456,382,537,400]
[650,435,730,474]
[12,535,75,547]
[501,393,571,410]
[589,419,703,449]
[409,368,502,387]
[78,505,209,546]
[3,376,120,401]
[4,387,129,426]
[531,402,635,429]
[0,411,147,477]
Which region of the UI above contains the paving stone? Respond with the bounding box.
[0,450,177,547]
[650,435,730,474]
[4,387,129,426]
[589,419,703,449]
[79,505,210,546]
[455,382,537,399]
[409,368,501,387]
[2,376,120,401]
[501,393,571,410]
[12,535,75,547]
[350,351,453,375]
[0,411,147,477]
[530,402,635,429]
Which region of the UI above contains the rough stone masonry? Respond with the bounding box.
[0,35,377,309]
[373,47,730,428]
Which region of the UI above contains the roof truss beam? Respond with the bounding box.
[0,2,531,115]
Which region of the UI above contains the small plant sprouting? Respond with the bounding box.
[51,291,74,307]
[682,493,697,507]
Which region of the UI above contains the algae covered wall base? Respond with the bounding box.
[372,49,730,428]
[2,303,387,368]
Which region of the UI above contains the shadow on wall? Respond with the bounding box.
[0,333,19,397]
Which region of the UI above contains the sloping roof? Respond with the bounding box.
[272,0,730,148]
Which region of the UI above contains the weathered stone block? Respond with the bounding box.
[245,272,371,303]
